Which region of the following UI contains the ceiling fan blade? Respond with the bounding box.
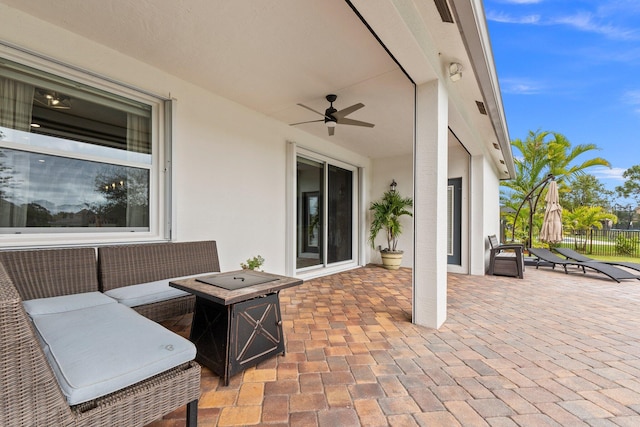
[337,117,375,128]
[333,103,364,119]
[328,126,335,136]
[297,103,331,119]
[289,119,324,126]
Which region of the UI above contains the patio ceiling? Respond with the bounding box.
[0,0,510,168]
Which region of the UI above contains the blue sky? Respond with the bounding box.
[485,0,640,198]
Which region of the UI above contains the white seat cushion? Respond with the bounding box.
[23,292,116,316]
[104,273,215,307]
[30,302,196,405]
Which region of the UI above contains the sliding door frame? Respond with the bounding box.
[287,144,360,279]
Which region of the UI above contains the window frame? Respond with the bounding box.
[0,45,171,247]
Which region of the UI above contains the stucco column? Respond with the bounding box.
[413,79,448,329]
[469,154,487,276]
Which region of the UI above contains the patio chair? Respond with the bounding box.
[528,247,640,283]
[488,235,524,279]
[554,247,640,273]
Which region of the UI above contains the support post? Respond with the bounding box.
[413,80,448,329]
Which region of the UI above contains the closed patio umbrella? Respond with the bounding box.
[539,180,563,243]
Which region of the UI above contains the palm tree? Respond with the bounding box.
[501,130,611,244]
[502,130,610,204]
[369,189,413,252]
[563,206,617,251]
[545,132,611,186]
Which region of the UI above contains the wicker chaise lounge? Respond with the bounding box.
[528,247,640,283]
[0,249,201,427]
[555,247,640,273]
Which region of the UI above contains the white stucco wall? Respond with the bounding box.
[467,153,503,275]
[484,162,502,236]
[370,154,414,268]
[0,5,373,275]
[481,156,502,273]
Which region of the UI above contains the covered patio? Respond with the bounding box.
[155,267,640,426]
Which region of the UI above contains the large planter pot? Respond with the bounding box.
[380,251,403,270]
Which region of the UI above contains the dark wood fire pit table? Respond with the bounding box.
[170,270,302,385]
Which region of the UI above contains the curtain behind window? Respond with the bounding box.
[0,77,34,227]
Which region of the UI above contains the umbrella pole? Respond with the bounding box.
[510,174,555,247]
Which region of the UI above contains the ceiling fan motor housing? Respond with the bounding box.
[325,94,338,125]
[324,107,337,125]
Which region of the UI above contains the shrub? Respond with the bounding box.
[615,235,638,256]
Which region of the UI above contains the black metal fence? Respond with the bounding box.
[550,229,640,258]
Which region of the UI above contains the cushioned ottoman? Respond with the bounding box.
[24,292,196,405]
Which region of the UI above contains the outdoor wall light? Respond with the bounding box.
[390,179,397,192]
[449,62,463,81]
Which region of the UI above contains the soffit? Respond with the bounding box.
[0,0,510,170]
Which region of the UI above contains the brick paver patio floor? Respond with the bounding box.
[150,265,640,426]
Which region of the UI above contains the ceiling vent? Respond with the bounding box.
[476,101,487,115]
[434,0,454,23]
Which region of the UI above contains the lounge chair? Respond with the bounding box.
[555,247,640,273]
[528,247,640,283]
[488,235,524,279]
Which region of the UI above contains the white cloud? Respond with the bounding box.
[623,90,640,115]
[486,11,541,24]
[553,12,639,40]
[496,0,543,4]
[597,0,640,17]
[487,5,639,40]
[591,167,626,181]
[625,90,640,104]
[500,78,545,95]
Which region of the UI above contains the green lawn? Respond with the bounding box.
[581,254,640,263]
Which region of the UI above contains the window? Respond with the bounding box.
[0,56,168,241]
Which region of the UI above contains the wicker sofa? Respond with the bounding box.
[0,241,220,427]
[98,240,220,322]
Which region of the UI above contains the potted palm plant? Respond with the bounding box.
[369,183,413,270]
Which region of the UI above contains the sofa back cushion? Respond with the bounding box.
[0,248,99,300]
[98,240,220,291]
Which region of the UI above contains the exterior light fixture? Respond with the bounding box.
[390,179,397,192]
[449,62,463,81]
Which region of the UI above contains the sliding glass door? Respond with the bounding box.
[296,155,356,271]
[297,158,323,268]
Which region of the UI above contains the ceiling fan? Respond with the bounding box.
[290,94,374,136]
